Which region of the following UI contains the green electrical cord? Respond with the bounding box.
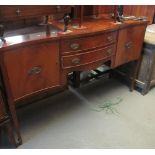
[89,97,123,114]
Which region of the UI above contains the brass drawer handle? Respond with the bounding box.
[16,9,21,16]
[70,43,80,50]
[72,58,80,65]
[28,67,42,75]
[106,49,113,55]
[107,36,113,42]
[125,41,133,49]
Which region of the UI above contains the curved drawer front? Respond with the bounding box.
[62,44,116,69]
[60,31,117,54]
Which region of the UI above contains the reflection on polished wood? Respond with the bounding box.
[0,18,147,50]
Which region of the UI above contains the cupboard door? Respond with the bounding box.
[114,24,146,67]
[3,41,60,101]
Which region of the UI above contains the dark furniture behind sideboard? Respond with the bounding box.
[0,89,17,147]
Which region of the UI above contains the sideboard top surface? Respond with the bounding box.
[0,17,148,51]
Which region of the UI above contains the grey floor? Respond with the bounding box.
[15,78,155,149]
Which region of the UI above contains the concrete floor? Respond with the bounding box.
[13,78,155,148]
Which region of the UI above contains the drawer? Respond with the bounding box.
[3,41,60,101]
[0,6,71,21]
[62,44,116,69]
[60,31,117,54]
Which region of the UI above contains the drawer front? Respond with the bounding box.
[60,31,117,54]
[0,6,71,21]
[3,41,60,101]
[114,24,146,67]
[62,44,116,69]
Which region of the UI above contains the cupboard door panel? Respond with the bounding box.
[114,24,146,67]
[3,41,60,101]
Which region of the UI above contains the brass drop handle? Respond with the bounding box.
[70,43,80,50]
[106,48,113,55]
[72,58,80,65]
[107,36,113,42]
[28,67,42,75]
[125,41,133,49]
[16,9,21,16]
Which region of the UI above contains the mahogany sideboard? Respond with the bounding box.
[0,6,147,146]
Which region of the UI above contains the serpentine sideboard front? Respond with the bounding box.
[0,17,147,146]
